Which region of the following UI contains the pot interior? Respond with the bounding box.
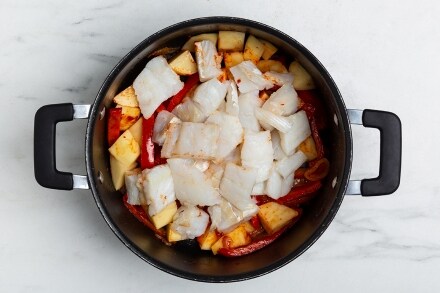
[86,17,352,282]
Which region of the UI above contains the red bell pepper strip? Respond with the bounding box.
[218,209,302,257]
[122,194,166,239]
[305,158,330,181]
[300,104,325,160]
[107,108,122,146]
[284,192,318,207]
[141,116,155,170]
[277,181,322,206]
[297,90,327,130]
[253,195,275,206]
[156,103,166,113]
[153,144,167,165]
[294,168,307,179]
[250,215,261,230]
[166,73,199,112]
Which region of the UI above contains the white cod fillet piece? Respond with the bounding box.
[192,78,228,117]
[195,40,222,82]
[152,110,181,145]
[133,56,183,119]
[265,167,283,200]
[279,110,311,155]
[219,163,258,219]
[262,83,298,116]
[171,122,220,160]
[238,90,262,132]
[241,130,274,182]
[230,61,273,93]
[206,111,243,161]
[171,205,209,240]
[208,198,244,233]
[125,169,143,205]
[263,71,294,86]
[168,158,221,206]
[172,97,207,123]
[225,80,239,116]
[141,164,176,216]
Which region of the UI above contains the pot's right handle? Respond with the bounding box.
[346,109,402,196]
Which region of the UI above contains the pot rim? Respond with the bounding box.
[85,16,353,282]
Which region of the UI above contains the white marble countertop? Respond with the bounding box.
[2,0,439,291]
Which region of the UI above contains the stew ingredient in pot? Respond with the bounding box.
[107,31,330,256]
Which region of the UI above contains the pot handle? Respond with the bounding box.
[346,109,402,196]
[34,103,91,190]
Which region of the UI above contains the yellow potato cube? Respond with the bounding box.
[211,224,251,255]
[197,229,219,250]
[243,35,264,63]
[169,50,198,75]
[108,130,140,166]
[150,201,178,229]
[116,106,141,131]
[297,136,318,161]
[110,154,136,190]
[256,60,288,73]
[258,202,298,235]
[128,118,142,146]
[182,33,218,52]
[167,225,183,242]
[260,40,278,60]
[218,31,246,52]
[224,52,244,68]
[113,86,139,108]
[289,61,316,90]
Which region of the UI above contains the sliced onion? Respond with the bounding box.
[254,107,292,133]
[276,151,308,178]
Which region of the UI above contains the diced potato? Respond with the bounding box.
[197,229,219,250]
[117,106,141,131]
[260,40,278,60]
[243,35,264,63]
[297,136,318,161]
[108,130,140,166]
[110,154,136,190]
[258,202,298,234]
[113,86,139,108]
[167,225,183,242]
[169,50,198,75]
[182,33,218,52]
[218,31,246,52]
[150,201,178,229]
[211,224,252,255]
[128,118,142,146]
[224,52,244,68]
[289,61,316,90]
[256,60,288,73]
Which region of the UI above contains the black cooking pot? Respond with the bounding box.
[33,17,402,282]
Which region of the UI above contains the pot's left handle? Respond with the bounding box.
[34,103,91,190]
